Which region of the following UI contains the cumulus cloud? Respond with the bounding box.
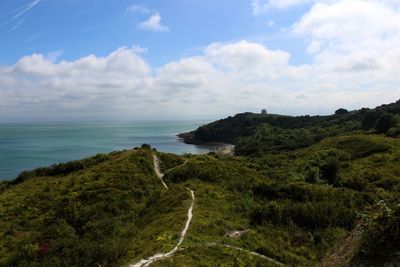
[205,41,292,80]
[1,37,399,122]
[292,0,400,75]
[138,13,169,32]
[127,4,150,14]
[2,1,400,121]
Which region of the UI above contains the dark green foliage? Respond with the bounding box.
[335,108,349,115]
[356,203,400,262]
[335,137,389,159]
[0,149,192,267]
[0,181,9,192]
[1,100,400,266]
[374,113,396,133]
[182,111,363,148]
[361,110,378,130]
[251,200,356,230]
[11,153,113,185]
[157,152,186,173]
[250,182,366,230]
[320,158,340,185]
[180,100,400,157]
[141,143,152,149]
[386,127,400,137]
[304,165,319,183]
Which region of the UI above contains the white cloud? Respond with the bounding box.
[1,37,399,122]
[292,0,400,75]
[205,41,294,80]
[127,4,150,14]
[252,0,315,14]
[137,13,169,32]
[3,0,400,123]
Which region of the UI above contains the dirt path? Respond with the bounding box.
[130,155,194,267]
[152,154,168,190]
[164,160,188,174]
[131,154,281,266]
[320,200,394,267]
[130,188,195,267]
[206,243,284,266]
[319,221,365,267]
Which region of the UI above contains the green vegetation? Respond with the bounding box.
[0,149,191,267]
[1,100,400,266]
[179,99,400,156]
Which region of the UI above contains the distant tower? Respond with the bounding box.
[261,109,267,115]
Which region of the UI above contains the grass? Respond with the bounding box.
[1,133,399,266]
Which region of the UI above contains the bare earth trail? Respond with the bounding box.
[205,243,284,266]
[319,221,366,267]
[152,155,169,190]
[130,188,195,267]
[130,155,193,267]
[129,154,283,267]
[320,200,399,267]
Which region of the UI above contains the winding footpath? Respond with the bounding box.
[206,243,284,266]
[130,154,282,267]
[152,155,169,190]
[130,155,194,267]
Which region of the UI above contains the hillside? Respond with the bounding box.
[0,102,400,266]
[178,100,400,155]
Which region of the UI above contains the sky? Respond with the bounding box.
[0,0,399,122]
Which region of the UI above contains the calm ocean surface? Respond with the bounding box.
[0,121,210,181]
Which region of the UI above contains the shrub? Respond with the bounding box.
[335,137,388,159]
[374,113,396,134]
[361,110,378,130]
[320,158,340,185]
[335,108,349,115]
[141,144,152,149]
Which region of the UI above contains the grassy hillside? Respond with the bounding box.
[0,148,192,267]
[1,102,399,266]
[179,100,400,156]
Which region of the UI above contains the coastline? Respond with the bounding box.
[0,121,209,181]
[177,133,235,156]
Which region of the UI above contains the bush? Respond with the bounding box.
[374,113,396,134]
[11,153,112,185]
[357,204,400,261]
[335,108,349,115]
[335,137,388,159]
[361,110,378,130]
[251,200,356,230]
[141,144,152,149]
[320,158,340,185]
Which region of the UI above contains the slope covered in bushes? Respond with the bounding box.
[1,101,399,266]
[179,100,400,156]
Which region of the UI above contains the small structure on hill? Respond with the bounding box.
[261,109,267,115]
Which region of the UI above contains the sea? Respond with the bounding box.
[0,121,211,181]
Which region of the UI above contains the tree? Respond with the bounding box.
[374,113,395,134]
[320,158,340,185]
[141,144,151,149]
[361,110,378,130]
[335,108,348,115]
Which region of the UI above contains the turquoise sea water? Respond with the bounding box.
[0,121,210,181]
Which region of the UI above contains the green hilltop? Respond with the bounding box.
[1,100,400,266]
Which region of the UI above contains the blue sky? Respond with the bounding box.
[0,0,399,122]
[0,0,310,66]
